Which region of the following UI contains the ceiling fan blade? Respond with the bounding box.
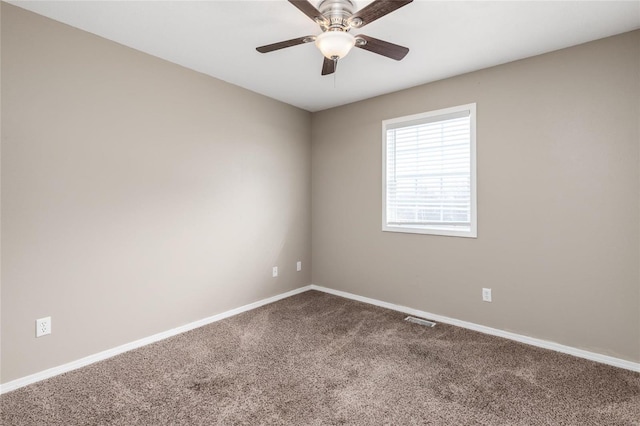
[355,35,409,60]
[321,57,337,75]
[288,0,329,26]
[256,36,315,53]
[350,0,413,28]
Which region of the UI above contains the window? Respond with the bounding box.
[382,103,476,238]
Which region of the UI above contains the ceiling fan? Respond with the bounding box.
[256,0,413,75]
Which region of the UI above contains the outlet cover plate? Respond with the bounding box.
[482,288,492,302]
[296,261,302,272]
[272,266,278,277]
[36,316,52,337]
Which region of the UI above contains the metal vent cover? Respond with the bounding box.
[405,316,436,328]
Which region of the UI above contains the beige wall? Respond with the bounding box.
[312,31,640,362]
[1,4,311,383]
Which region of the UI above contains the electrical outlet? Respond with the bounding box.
[482,288,492,302]
[296,261,302,272]
[272,266,278,277]
[36,316,52,337]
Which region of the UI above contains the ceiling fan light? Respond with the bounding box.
[315,31,355,60]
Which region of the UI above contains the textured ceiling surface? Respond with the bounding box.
[11,0,640,111]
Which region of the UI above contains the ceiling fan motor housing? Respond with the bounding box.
[318,0,356,31]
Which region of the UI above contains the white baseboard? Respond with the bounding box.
[3,283,637,395]
[0,285,313,395]
[309,284,640,373]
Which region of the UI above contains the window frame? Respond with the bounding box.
[381,103,477,238]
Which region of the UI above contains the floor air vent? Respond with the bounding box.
[405,316,436,327]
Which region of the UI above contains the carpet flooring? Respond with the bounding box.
[1,290,639,425]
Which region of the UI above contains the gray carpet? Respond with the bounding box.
[1,290,639,425]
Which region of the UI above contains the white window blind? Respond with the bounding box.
[383,104,476,237]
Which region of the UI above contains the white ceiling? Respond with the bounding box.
[10,0,640,112]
